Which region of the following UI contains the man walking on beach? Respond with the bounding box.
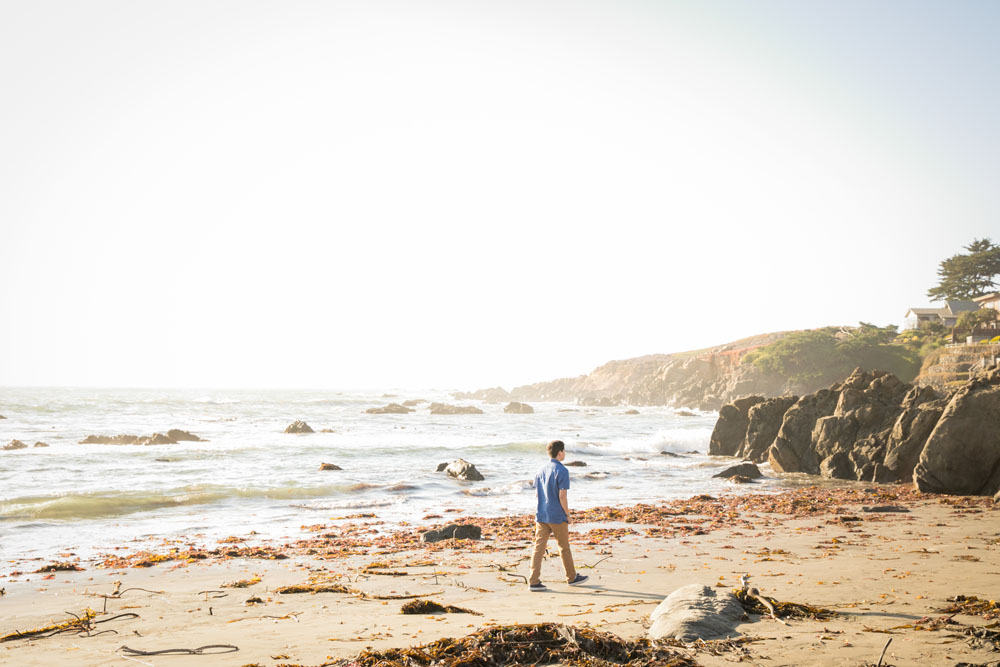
[529,440,588,591]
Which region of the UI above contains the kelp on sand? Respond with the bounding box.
[324,623,696,667]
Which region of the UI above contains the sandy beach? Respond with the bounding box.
[2,485,998,666]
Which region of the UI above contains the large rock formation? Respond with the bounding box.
[914,368,1000,495]
[3,439,27,450]
[504,401,534,414]
[712,366,1000,496]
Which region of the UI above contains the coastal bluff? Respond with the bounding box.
[710,367,1000,496]
[456,332,812,410]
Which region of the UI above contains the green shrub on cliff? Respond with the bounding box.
[742,323,922,387]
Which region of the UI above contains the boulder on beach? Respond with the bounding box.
[33,441,49,448]
[564,461,587,467]
[319,462,342,471]
[401,399,425,407]
[712,462,762,480]
[444,458,485,481]
[166,429,205,442]
[0,415,6,419]
[3,439,28,451]
[366,403,413,414]
[428,403,484,415]
[623,409,640,415]
[421,523,482,543]
[504,401,534,414]
[284,420,314,434]
[648,584,744,641]
[435,462,449,472]
[676,410,697,417]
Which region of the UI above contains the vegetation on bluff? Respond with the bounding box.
[742,323,923,386]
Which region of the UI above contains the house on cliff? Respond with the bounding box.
[902,300,977,330]
[974,292,1000,312]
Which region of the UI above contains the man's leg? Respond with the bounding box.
[550,522,577,582]
[529,522,552,585]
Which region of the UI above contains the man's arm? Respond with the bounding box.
[559,489,570,522]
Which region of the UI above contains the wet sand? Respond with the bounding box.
[2,486,998,666]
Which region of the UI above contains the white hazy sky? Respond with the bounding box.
[1,1,998,390]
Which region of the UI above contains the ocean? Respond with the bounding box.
[0,387,781,572]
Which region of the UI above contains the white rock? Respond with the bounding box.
[648,584,744,641]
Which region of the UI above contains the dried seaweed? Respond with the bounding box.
[34,562,84,573]
[940,596,1000,621]
[734,588,837,621]
[1,609,98,642]
[274,584,353,595]
[322,622,695,667]
[400,600,481,615]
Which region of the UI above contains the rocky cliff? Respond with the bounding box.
[709,366,1000,496]
[458,331,850,410]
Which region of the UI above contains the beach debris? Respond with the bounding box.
[712,462,762,480]
[34,562,83,572]
[939,595,1000,620]
[366,403,414,414]
[284,420,314,434]
[354,622,695,667]
[733,586,837,621]
[421,524,482,543]
[564,460,587,467]
[428,403,484,415]
[956,624,1000,652]
[400,600,481,615]
[244,596,264,605]
[503,401,534,414]
[862,505,910,513]
[319,462,343,471]
[275,583,353,595]
[443,459,485,481]
[648,584,745,641]
[2,439,27,450]
[1,608,137,642]
[875,637,893,666]
[221,575,261,588]
[119,644,238,656]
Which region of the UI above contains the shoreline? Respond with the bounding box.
[2,485,998,666]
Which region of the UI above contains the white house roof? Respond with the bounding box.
[973,292,1000,304]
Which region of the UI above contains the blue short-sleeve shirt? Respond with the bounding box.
[535,459,570,523]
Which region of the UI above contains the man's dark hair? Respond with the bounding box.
[547,440,565,458]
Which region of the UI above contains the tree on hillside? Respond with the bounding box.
[927,238,1000,301]
[956,308,999,332]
